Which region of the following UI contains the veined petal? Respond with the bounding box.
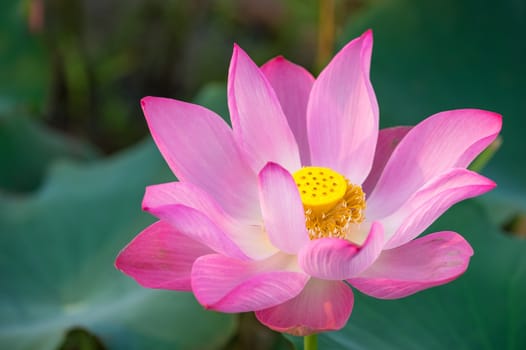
[143,181,228,216]
[362,126,412,195]
[147,204,248,260]
[258,163,309,254]
[192,253,309,312]
[349,231,473,299]
[228,44,301,172]
[115,221,212,291]
[298,222,384,280]
[261,57,315,165]
[307,30,379,184]
[367,109,502,219]
[141,96,259,221]
[143,182,277,259]
[381,168,495,249]
[255,278,353,336]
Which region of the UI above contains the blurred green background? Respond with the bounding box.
[1,0,525,349]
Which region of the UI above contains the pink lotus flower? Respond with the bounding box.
[116,30,501,336]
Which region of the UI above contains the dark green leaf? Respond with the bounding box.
[286,201,526,349]
[58,327,106,350]
[0,1,49,107]
[341,0,526,205]
[0,111,98,193]
[285,3,526,347]
[193,82,230,124]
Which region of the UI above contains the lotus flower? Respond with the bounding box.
[116,30,501,336]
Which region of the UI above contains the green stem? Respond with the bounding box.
[304,334,318,350]
[468,137,502,172]
[316,0,335,73]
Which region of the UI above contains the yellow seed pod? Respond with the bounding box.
[292,166,347,213]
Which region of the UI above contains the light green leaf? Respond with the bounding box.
[0,140,236,349]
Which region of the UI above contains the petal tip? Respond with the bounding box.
[231,43,260,69]
[114,253,123,271]
[340,29,373,53]
[460,109,503,132]
[485,178,497,190]
[260,55,287,70]
[140,96,160,109]
[362,28,373,41]
[259,161,282,173]
[229,44,241,77]
[141,187,150,210]
[231,42,246,60]
[141,195,153,213]
[140,96,151,104]
[467,245,475,257]
[488,111,503,131]
[269,55,286,63]
[114,246,133,275]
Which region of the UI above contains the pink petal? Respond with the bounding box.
[143,181,228,216]
[307,30,379,184]
[367,109,502,219]
[143,182,278,259]
[255,278,353,336]
[115,221,213,291]
[381,168,496,249]
[258,163,309,254]
[147,204,248,260]
[228,45,301,172]
[362,126,412,195]
[141,96,259,221]
[261,56,315,165]
[192,253,309,312]
[298,222,384,280]
[348,231,473,299]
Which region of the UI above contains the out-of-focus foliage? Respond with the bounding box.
[0,107,98,193]
[341,0,526,207]
[7,0,321,152]
[288,0,526,348]
[1,0,525,349]
[340,0,526,239]
[0,139,236,350]
[286,201,526,349]
[0,1,50,108]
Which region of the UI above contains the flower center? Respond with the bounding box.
[293,166,366,240]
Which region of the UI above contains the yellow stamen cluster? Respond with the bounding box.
[293,166,366,240]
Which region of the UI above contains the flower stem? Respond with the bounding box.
[304,334,318,350]
[316,0,335,72]
[468,137,502,172]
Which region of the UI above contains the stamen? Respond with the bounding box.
[293,166,366,240]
